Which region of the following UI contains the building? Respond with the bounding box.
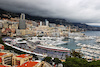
[16,29,33,36]
[12,22,18,29]
[32,21,38,26]
[0,20,3,37]
[49,23,56,27]
[0,29,2,37]
[16,29,21,36]
[0,44,4,50]
[3,22,8,28]
[1,28,11,36]
[34,61,52,67]
[18,13,26,29]
[36,26,51,36]
[12,54,33,66]
[0,52,13,66]
[45,19,49,26]
[0,22,3,29]
[40,21,42,26]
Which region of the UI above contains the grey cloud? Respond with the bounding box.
[0,0,100,23]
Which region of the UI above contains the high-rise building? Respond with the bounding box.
[18,13,26,29]
[45,19,49,26]
[40,21,42,26]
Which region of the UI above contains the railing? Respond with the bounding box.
[4,42,47,57]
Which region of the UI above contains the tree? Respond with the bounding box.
[53,58,61,67]
[43,57,52,63]
[0,37,8,49]
[70,49,83,58]
[63,57,88,67]
[0,37,4,44]
[88,60,100,67]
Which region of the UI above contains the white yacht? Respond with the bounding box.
[74,37,86,40]
[12,38,27,45]
[96,39,100,43]
[76,43,82,46]
[74,36,94,40]
[28,37,67,46]
[4,38,12,43]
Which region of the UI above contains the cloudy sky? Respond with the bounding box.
[0,0,100,25]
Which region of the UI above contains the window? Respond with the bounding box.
[16,60,20,65]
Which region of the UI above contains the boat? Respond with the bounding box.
[96,39,100,43]
[28,37,68,46]
[12,38,27,44]
[76,43,82,46]
[74,37,86,40]
[74,36,94,40]
[4,38,12,43]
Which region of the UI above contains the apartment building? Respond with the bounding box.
[12,54,32,66]
[0,52,13,66]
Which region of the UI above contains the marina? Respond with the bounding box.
[3,36,70,60]
[1,0,100,66]
[59,31,100,50]
[76,43,100,61]
[3,31,100,61]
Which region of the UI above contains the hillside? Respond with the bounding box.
[0,8,100,31]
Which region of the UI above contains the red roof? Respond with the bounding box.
[0,57,2,63]
[2,31,7,33]
[0,65,8,67]
[0,44,4,46]
[0,53,6,56]
[17,61,38,67]
[5,28,11,31]
[16,54,30,58]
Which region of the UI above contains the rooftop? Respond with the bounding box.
[0,65,8,67]
[0,53,6,56]
[17,61,38,67]
[16,54,30,58]
[0,44,4,46]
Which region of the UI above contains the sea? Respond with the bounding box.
[58,31,100,50]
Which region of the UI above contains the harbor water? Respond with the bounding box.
[58,31,100,50]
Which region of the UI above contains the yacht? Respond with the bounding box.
[12,38,27,45]
[76,43,82,46]
[96,39,100,43]
[28,37,67,46]
[4,38,12,43]
[74,36,94,40]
